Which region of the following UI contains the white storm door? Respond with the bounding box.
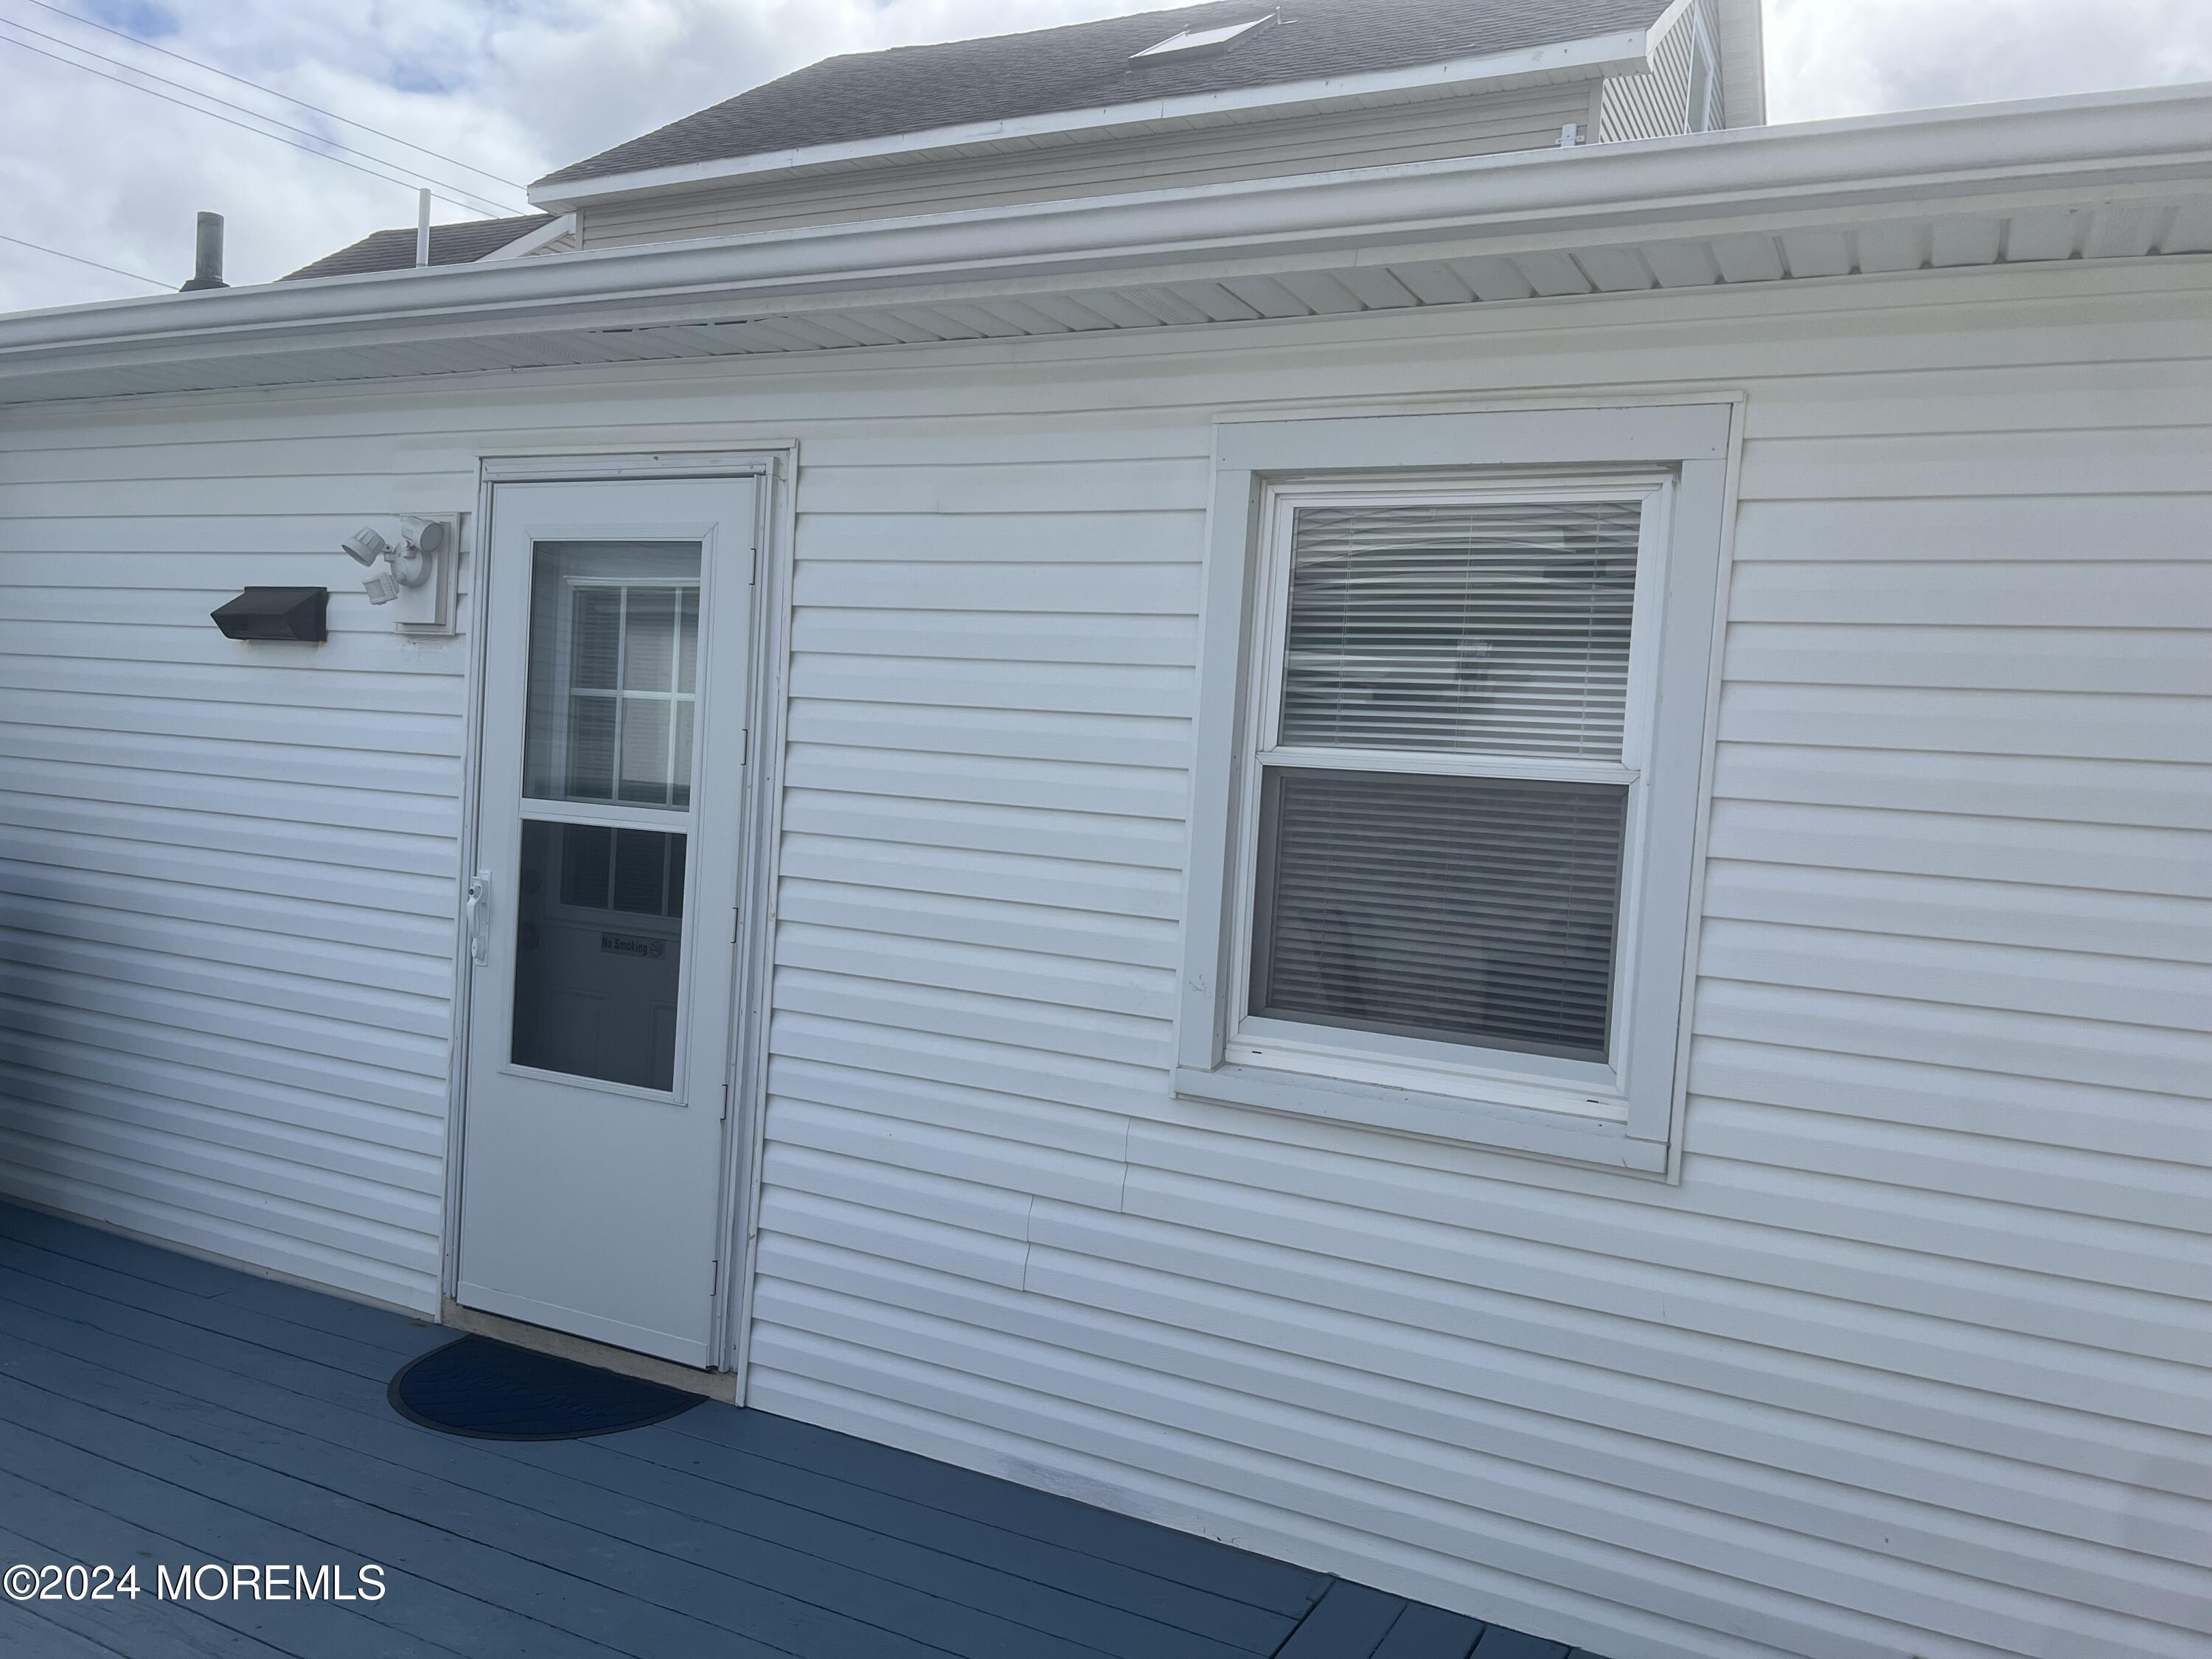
[457,476,757,1367]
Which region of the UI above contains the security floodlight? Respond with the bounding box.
[342,526,392,567]
[339,515,459,632]
[400,516,448,557]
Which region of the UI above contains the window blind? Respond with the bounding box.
[524,543,700,808]
[1279,499,1641,759]
[1251,769,1627,1062]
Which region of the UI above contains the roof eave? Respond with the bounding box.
[1,83,2205,403]
[526,25,1663,209]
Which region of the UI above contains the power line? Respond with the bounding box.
[0,231,168,288]
[0,20,525,215]
[0,32,523,218]
[10,0,525,190]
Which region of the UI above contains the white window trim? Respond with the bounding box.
[1175,405,1736,1175]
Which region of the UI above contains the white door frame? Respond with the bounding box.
[439,445,795,1385]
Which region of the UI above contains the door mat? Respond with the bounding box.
[389,1335,702,1441]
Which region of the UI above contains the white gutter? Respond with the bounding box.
[1,82,2205,389]
[526,24,1665,209]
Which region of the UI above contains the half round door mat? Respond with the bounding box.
[389,1335,703,1441]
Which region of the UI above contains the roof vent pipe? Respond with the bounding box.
[179,212,227,291]
[415,189,431,269]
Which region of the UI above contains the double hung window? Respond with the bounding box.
[1244,482,1653,1072]
[1177,409,1733,1172]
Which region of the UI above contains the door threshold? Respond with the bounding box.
[440,1295,737,1402]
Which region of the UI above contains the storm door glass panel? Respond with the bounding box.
[512,820,686,1089]
[511,540,701,1091]
[523,543,702,807]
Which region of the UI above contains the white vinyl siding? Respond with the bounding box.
[0,255,2205,1659]
[0,518,466,1309]
[1598,0,1713,144]
[1712,0,1766,128]
[577,83,1593,249]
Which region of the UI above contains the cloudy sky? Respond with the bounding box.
[2,0,2208,313]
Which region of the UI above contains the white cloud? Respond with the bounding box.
[0,0,1168,310]
[2,0,2207,314]
[1769,0,2212,122]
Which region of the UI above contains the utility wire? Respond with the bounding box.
[0,32,524,218]
[0,18,524,218]
[10,0,525,189]
[0,231,169,288]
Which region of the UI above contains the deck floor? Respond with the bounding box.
[0,1203,1610,1659]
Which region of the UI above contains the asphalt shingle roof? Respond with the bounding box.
[281,214,555,281]
[535,0,1672,189]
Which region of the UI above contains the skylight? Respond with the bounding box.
[1130,14,1276,65]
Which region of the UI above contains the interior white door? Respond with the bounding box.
[456,476,757,1366]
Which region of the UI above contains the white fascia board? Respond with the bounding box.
[525,27,1661,209]
[2,80,2205,386]
[479,212,577,260]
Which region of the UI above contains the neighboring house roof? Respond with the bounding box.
[282,214,555,281]
[535,0,1675,190]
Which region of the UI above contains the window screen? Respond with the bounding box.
[1248,492,1649,1067]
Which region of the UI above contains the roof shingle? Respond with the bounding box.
[281,214,554,282]
[535,0,1670,189]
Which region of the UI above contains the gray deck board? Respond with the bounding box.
[1472,1629,1573,1658]
[0,1404,625,1659]
[0,1452,459,1659]
[0,1203,1611,1659]
[0,1278,1234,1658]
[1375,1601,1489,1658]
[664,1404,1330,1615]
[1276,1580,1408,1656]
[8,1267,1276,1654]
[0,1517,298,1659]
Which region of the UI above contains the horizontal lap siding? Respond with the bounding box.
[0,462,465,1309]
[580,84,1589,248]
[744,268,2212,1659]
[1,260,2205,1659]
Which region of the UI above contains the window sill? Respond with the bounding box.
[1171,1062,1669,1173]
